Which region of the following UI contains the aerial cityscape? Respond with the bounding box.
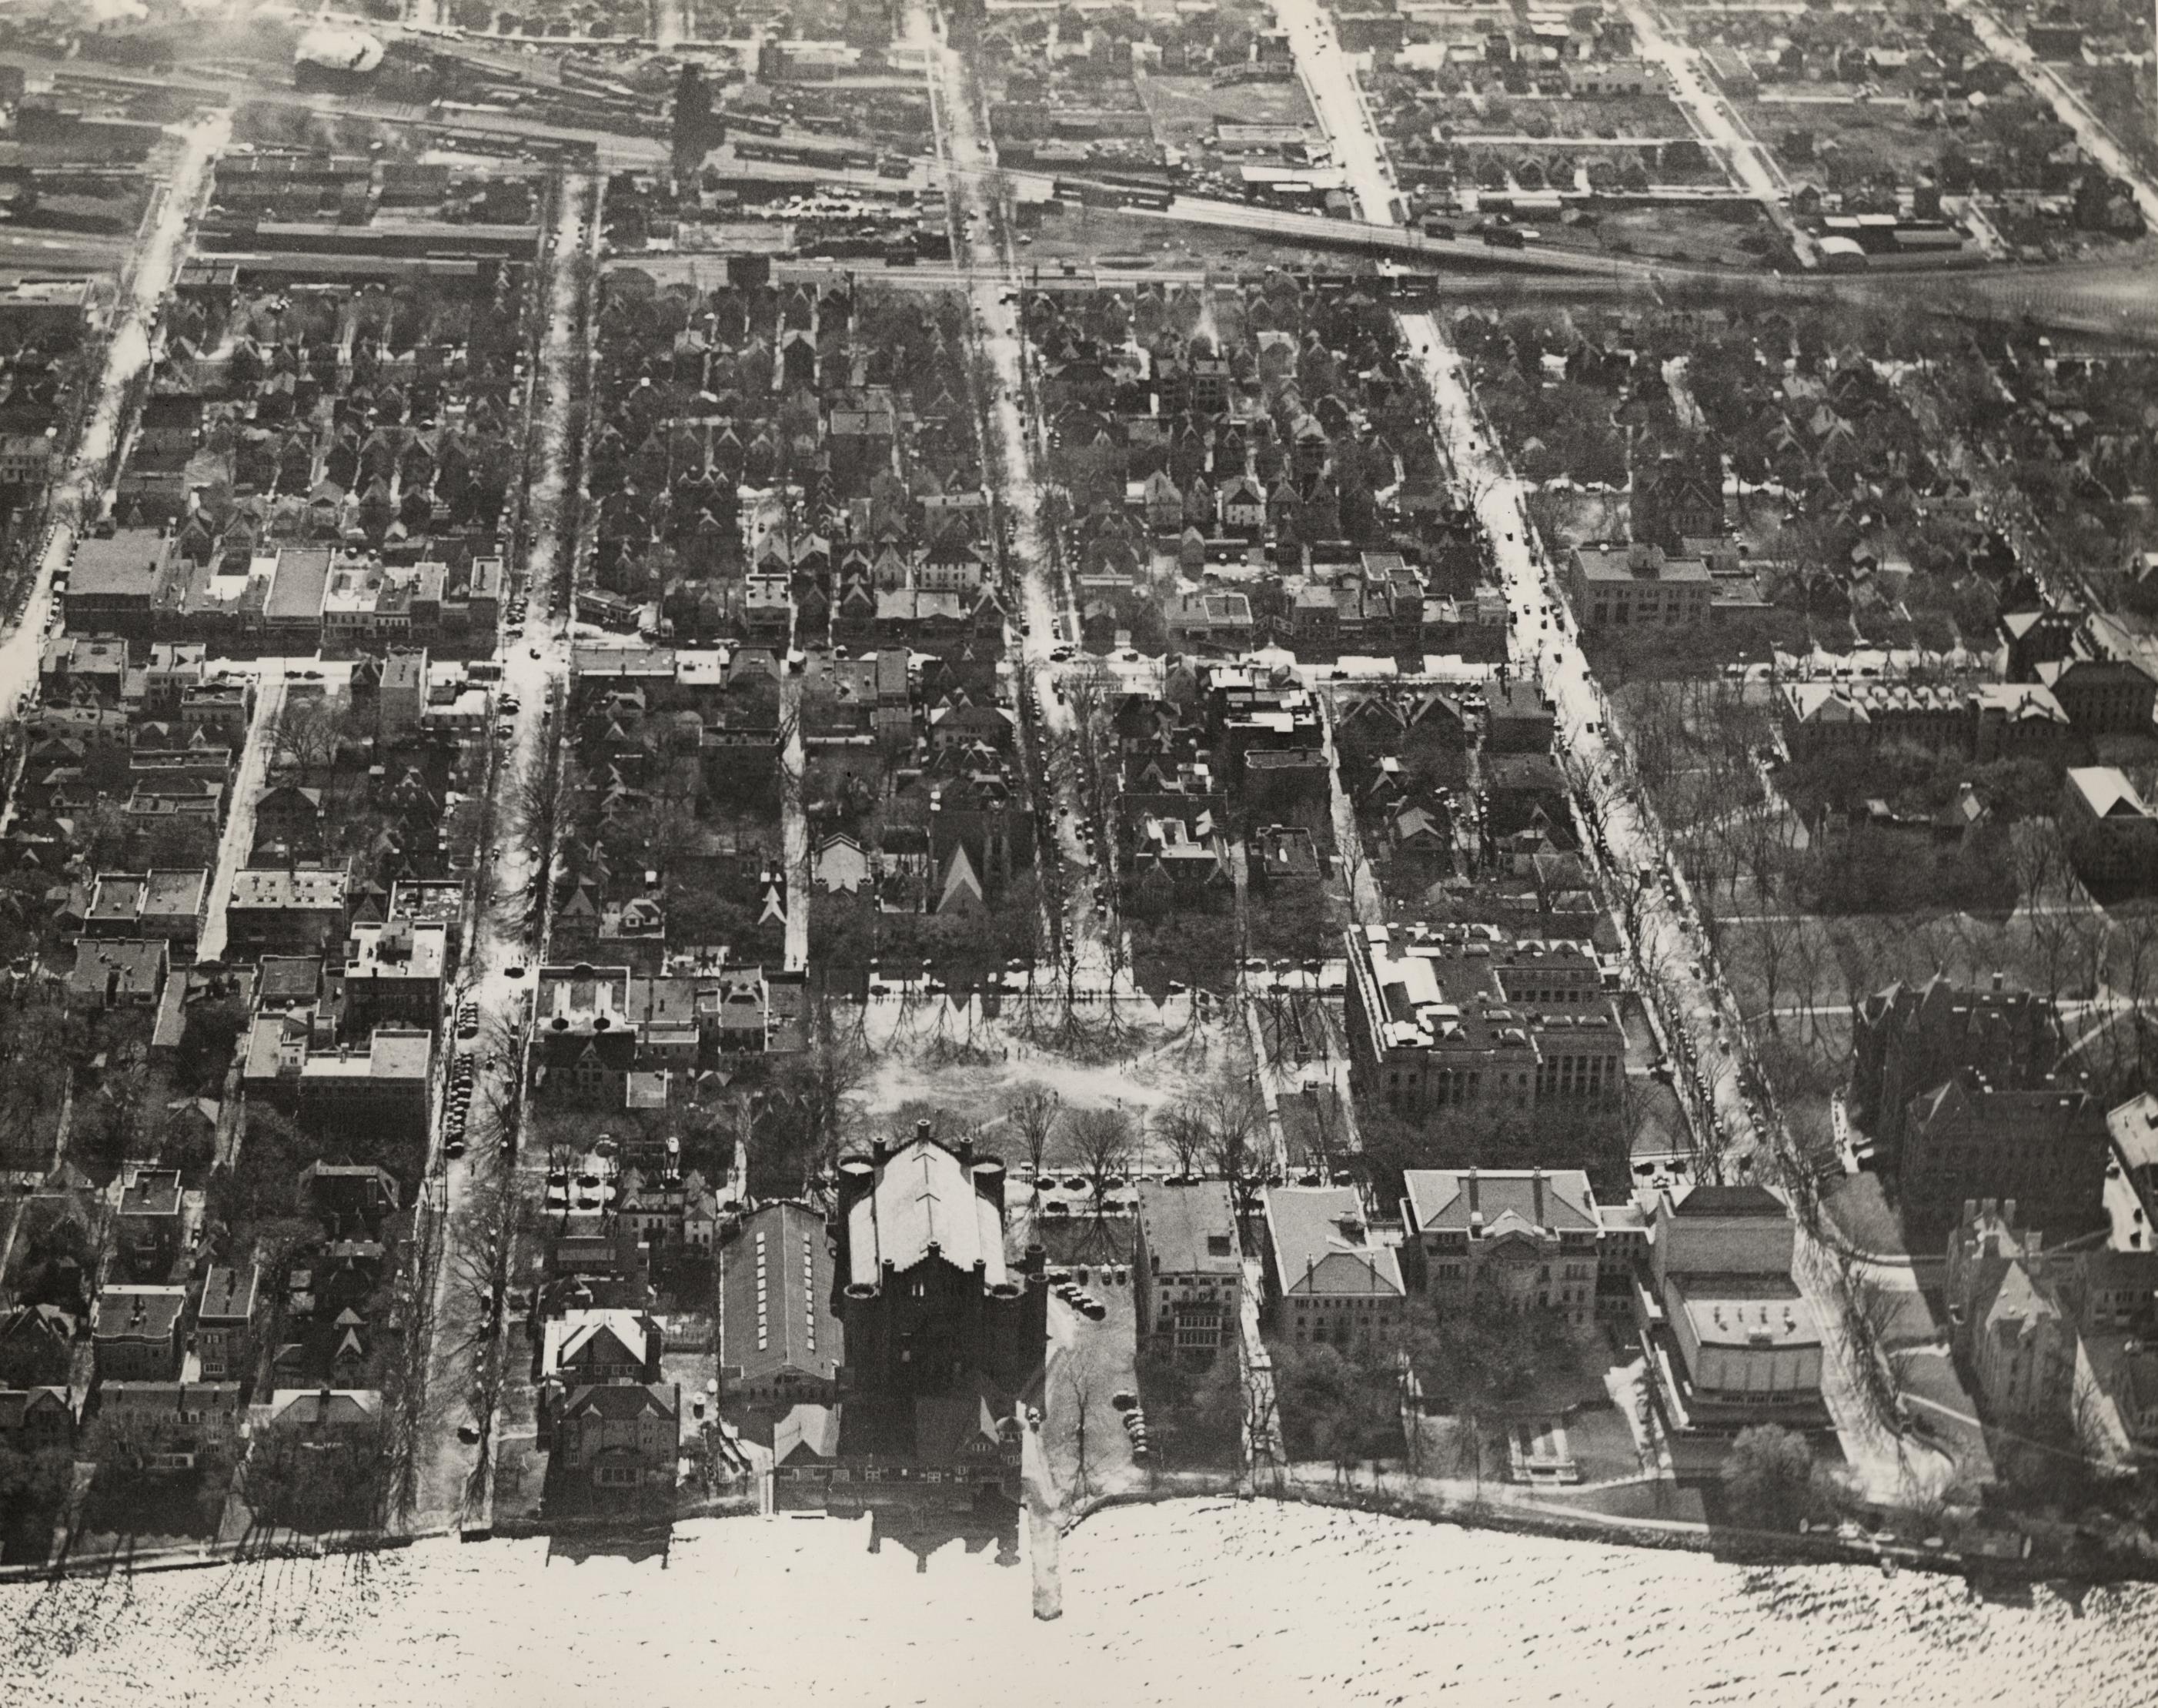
[0,0,2156,1700]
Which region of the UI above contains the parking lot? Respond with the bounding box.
[1041,1265,1147,1500]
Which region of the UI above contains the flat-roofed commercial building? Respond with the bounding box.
[1134,1181,1241,1360]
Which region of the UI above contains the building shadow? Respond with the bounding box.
[545,1522,676,1568]
[862,1494,1021,1573]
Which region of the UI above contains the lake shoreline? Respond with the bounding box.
[8,1473,2148,1594]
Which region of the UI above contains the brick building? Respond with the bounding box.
[1133,1181,1241,1362]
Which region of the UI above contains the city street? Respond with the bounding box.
[193,667,286,965]
[409,166,600,1533]
[1957,0,2158,232]
[1615,0,1814,266]
[1269,0,1948,1502]
[912,1,1117,981]
[0,112,229,732]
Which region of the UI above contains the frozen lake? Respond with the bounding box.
[3,1500,2152,1708]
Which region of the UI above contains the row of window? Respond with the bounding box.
[781,1464,1000,1485]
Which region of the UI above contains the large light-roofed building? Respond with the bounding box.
[1345,924,1623,1116]
[1636,1185,1827,1460]
[828,1125,1045,1399]
[1566,541,1712,629]
[1400,1167,1603,1327]
[296,1024,431,1150]
[226,866,349,954]
[2062,766,2158,884]
[1264,1185,1406,1349]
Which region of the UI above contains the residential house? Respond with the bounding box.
[225,867,349,956]
[195,1263,258,1382]
[0,1305,79,1391]
[0,1386,74,1456]
[541,1309,663,1391]
[553,1381,680,1492]
[339,916,447,1035]
[67,938,169,1011]
[116,1168,184,1280]
[260,1386,386,1446]
[83,868,209,950]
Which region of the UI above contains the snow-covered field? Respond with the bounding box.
[5,1501,2153,1708]
[854,990,1242,1165]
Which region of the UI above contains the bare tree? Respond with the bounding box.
[1208,1081,1269,1221]
[2010,822,2079,1005]
[1786,927,1829,1055]
[1067,1105,1132,1228]
[1004,1083,1061,1198]
[1058,1359,1097,1499]
[272,691,346,785]
[1154,1098,1211,1181]
[2120,910,2158,1085]
[1741,906,1801,1035]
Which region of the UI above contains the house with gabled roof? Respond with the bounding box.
[1401,1168,1604,1329]
[2063,766,2158,887]
[541,1309,663,1390]
[1262,1185,1406,1349]
[553,1381,680,1493]
[718,1201,843,1406]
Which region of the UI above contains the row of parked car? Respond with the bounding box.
[444,1052,477,1158]
[1052,1275,1108,1321]
[1111,1391,1153,1461]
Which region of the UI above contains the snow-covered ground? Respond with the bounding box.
[5,1502,2154,1707]
[0,111,229,729]
[855,986,1245,1172]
